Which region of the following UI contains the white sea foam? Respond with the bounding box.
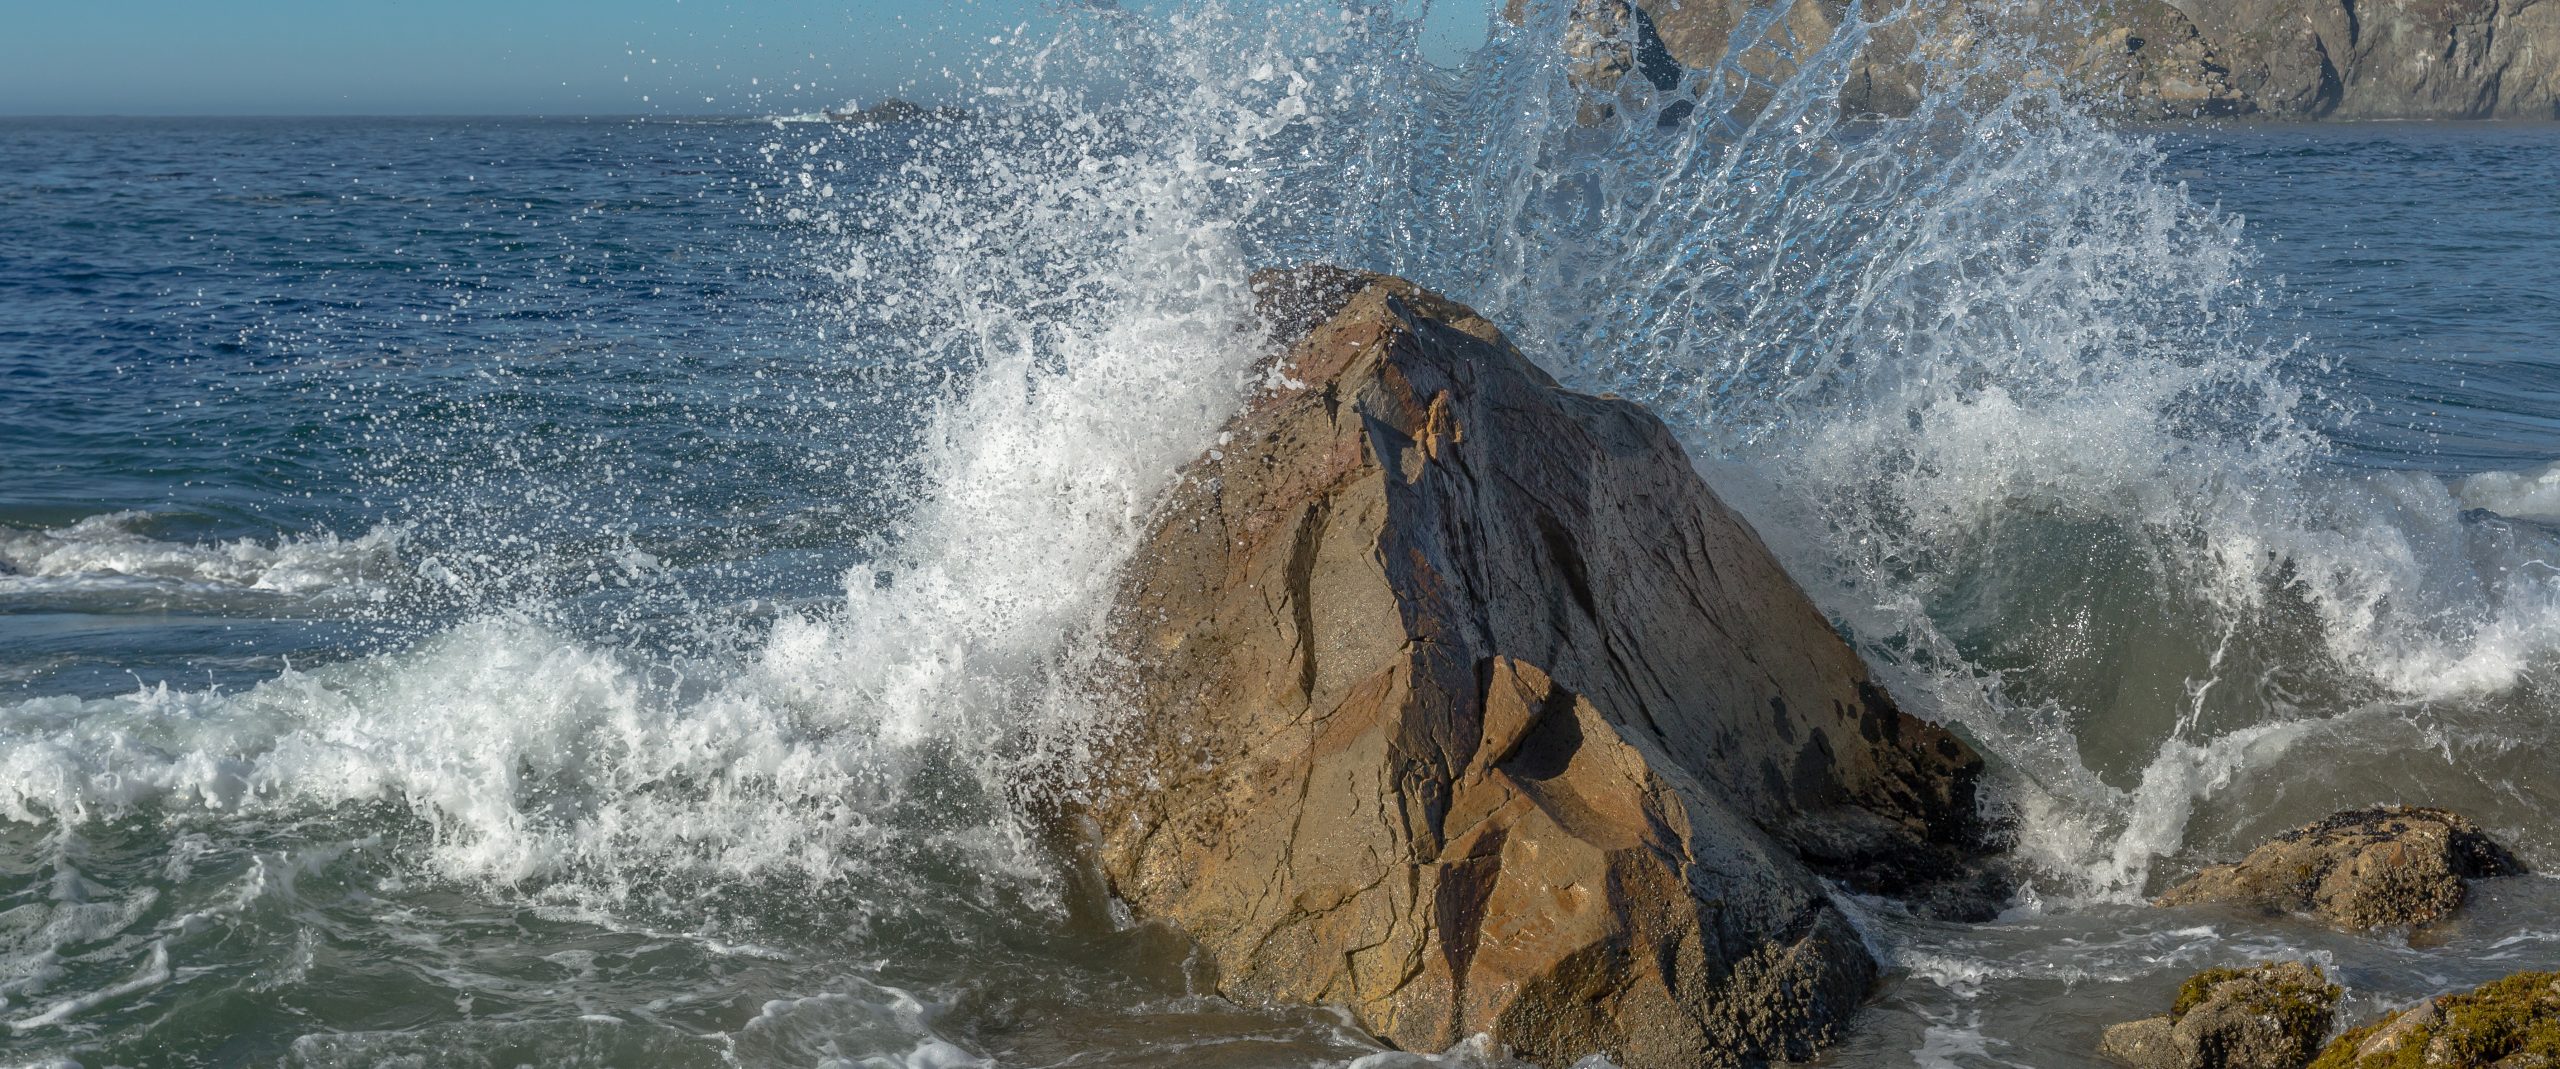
[1911,1011,2025,1069]
[0,512,401,598]
[0,3,1318,905]
[1344,1033,1567,1068]
[6,941,169,1033]
[2457,459,2560,523]
[733,983,987,1069]
[3,0,2550,923]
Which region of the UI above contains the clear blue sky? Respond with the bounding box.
[0,0,1493,117]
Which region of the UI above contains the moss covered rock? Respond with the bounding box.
[2156,807,2525,934]
[2101,961,2341,1069]
[2310,972,2560,1069]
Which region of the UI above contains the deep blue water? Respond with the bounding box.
[0,117,929,699]
[2161,123,2560,470]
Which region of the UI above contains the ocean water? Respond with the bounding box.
[3,3,2558,1066]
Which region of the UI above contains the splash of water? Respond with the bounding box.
[0,512,402,599]
[1143,0,2560,898]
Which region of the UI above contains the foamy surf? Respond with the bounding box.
[2459,459,2560,524]
[0,512,402,600]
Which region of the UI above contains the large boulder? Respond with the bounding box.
[1076,267,1994,1069]
[2309,972,2560,1068]
[2156,806,2526,933]
[2100,961,2341,1069]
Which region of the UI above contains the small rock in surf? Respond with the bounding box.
[2100,960,2340,1069]
[2156,806,2526,934]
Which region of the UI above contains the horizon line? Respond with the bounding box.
[0,98,958,122]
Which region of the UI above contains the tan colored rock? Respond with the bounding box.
[2099,961,2341,1069]
[1527,0,2245,120]
[2054,1,2250,117]
[2343,996,2442,1065]
[2156,806,2526,933]
[1077,267,1993,1069]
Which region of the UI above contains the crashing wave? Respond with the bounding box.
[0,512,402,597]
[2458,460,2560,524]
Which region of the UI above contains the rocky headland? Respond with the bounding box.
[1071,267,1999,1068]
[1571,0,2560,120]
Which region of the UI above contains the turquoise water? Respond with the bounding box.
[3,6,2559,1066]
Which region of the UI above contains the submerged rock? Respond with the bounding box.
[2309,972,2560,1069]
[2100,961,2341,1069]
[1077,267,1995,1069]
[2155,806,2526,933]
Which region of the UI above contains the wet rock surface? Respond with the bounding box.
[2101,961,2342,1069]
[2156,806,2526,933]
[1075,267,1995,1069]
[2310,972,2560,1068]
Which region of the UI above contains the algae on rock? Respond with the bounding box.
[2101,960,2341,1069]
[2310,972,2560,1069]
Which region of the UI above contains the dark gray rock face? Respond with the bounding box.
[1580,0,2560,119]
[1077,267,1996,1069]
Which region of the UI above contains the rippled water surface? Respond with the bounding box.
[3,7,2558,1066]
[2164,123,2560,471]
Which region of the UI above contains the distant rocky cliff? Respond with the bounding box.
[1597,0,2560,119]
